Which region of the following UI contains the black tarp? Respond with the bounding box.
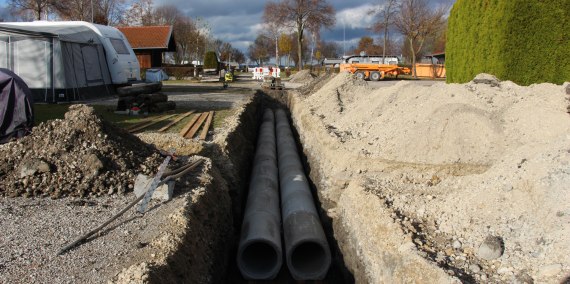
[0,68,34,144]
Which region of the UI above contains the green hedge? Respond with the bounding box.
[447,0,570,85]
[204,51,218,69]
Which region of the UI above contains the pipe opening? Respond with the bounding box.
[290,241,329,275]
[238,241,280,278]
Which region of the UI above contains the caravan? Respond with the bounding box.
[0,21,140,102]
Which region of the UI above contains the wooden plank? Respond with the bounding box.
[199,111,214,140]
[128,113,178,133]
[178,113,202,137]
[184,112,208,139]
[158,111,194,132]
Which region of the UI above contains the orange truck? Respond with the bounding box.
[339,55,410,81]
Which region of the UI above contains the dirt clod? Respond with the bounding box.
[0,104,162,198]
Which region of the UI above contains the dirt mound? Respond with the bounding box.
[289,69,317,84]
[299,73,570,282]
[0,104,162,198]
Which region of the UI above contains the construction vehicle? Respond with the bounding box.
[339,55,410,81]
[261,76,283,90]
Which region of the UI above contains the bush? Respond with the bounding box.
[446,0,570,85]
[161,67,197,80]
[203,51,218,69]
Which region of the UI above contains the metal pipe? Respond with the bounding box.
[237,109,282,280]
[275,109,331,280]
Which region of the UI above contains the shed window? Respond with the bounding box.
[109,38,130,54]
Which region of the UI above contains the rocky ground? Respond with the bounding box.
[0,105,162,198]
[285,72,570,283]
[0,84,255,283]
[2,72,569,283]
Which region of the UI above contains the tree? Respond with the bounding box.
[121,0,153,26]
[320,40,340,58]
[233,48,246,65]
[152,4,181,25]
[172,17,198,65]
[220,42,233,63]
[262,17,283,66]
[393,0,446,78]
[353,36,383,55]
[248,35,271,66]
[203,51,218,69]
[267,0,335,71]
[278,33,292,67]
[95,0,124,25]
[371,0,399,62]
[8,0,53,20]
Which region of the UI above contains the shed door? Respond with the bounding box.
[136,54,151,69]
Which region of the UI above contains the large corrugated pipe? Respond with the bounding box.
[275,108,331,280]
[237,109,282,280]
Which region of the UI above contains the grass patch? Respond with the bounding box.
[34,104,235,135]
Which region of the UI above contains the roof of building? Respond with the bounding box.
[116,26,174,50]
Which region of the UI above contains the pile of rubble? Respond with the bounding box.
[0,104,162,198]
[289,70,317,84]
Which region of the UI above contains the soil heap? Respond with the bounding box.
[0,104,162,198]
[289,69,317,84]
[300,72,570,282]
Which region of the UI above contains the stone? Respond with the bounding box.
[452,240,462,249]
[469,264,481,273]
[84,153,104,178]
[477,235,504,260]
[19,159,52,178]
[473,73,500,87]
[133,174,175,201]
[538,264,562,278]
[513,271,534,284]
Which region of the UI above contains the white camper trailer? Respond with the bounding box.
[0,21,140,102]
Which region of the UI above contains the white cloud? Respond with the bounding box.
[336,4,377,29]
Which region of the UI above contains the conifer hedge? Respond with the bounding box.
[204,51,218,69]
[446,0,570,85]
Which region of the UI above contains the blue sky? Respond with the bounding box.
[0,0,454,52]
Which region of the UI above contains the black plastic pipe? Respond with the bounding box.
[275,108,331,280]
[237,109,282,280]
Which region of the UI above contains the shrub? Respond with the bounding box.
[203,51,218,69]
[446,0,570,85]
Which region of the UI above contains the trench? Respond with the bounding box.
[215,90,354,283]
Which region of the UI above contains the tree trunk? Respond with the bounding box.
[297,32,303,71]
[382,20,388,64]
[275,37,279,66]
[409,37,417,79]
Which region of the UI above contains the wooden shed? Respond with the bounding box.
[117,26,176,68]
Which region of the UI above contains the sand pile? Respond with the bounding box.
[301,74,570,282]
[289,69,317,84]
[306,73,570,165]
[0,104,162,198]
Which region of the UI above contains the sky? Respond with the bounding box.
[0,0,455,54]
[155,0,455,53]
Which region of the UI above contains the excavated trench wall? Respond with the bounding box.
[132,88,450,283]
[263,89,454,283]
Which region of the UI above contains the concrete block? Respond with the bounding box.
[134,174,175,201]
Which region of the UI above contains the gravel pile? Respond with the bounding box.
[289,70,317,84]
[0,104,162,198]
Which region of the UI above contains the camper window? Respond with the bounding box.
[109,38,130,55]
